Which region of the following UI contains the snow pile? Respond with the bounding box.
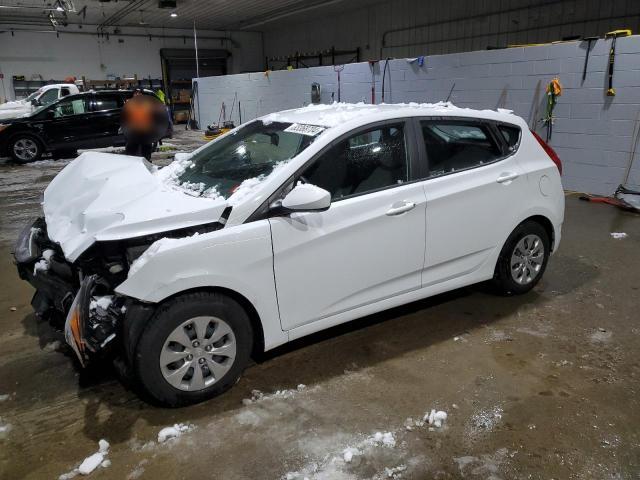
[425,409,448,428]
[366,431,397,448]
[610,232,627,239]
[128,233,200,277]
[157,423,194,443]
[342,447,360,463]
[227,160,289,206]
[33,259,49,275]
[89,296,113,312]
[381,465,407,479]
[33,249,56,276]
[58,439,110,479]
[242,384,306,405]
[467,406,503,437]
[0,418,12,439]
[261,101,514,129]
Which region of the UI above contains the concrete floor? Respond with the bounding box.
[1,132,639,479]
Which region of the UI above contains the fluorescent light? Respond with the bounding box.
[170,12,178,17]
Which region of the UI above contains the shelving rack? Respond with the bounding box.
[12,78,65,99]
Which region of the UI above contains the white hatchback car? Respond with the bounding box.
[14,103,564,406]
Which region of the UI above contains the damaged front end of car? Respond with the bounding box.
[13,215,227,367]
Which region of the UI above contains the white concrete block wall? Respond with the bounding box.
[196,35,640,196]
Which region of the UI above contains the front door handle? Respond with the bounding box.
[386,201,416,216]
[496,172,519,184]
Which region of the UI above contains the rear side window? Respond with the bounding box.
[303,124,407,200]
[94,95,123,111]
[420,121,501,178]
[498,125,521,151]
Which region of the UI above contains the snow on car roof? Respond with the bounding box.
[260,102,521,128]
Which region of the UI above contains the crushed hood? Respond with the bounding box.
[0,103,30,120]
[43,152,228,261]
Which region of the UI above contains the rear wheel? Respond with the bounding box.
[133,291,253,407]
[10,135,43,163]
[493,221,550,295]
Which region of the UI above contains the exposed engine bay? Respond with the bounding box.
[13,216,225,366]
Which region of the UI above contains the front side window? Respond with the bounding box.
[421,121,501,178]
[51,98,87,117]
[302,124,407,200]
[166,120,320,199]
[38,88,59,106]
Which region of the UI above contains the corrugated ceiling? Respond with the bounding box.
[0,0,376,31]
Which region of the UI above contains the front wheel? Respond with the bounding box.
[10,135,43,163]
[493,221,550,295]
[133,291,253,407]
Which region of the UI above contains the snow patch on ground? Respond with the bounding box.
[127,459,148,480]
[610,232,627,239]
[466,406,503,438]
[58,439,110,479]
[157,423,194,443]
[242,384,307,405]
[454,447,511,478]
[590,328,612,343]
[0,418,12,439]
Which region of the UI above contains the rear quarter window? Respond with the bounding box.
[498,125,521,152]
[420,120,502,178]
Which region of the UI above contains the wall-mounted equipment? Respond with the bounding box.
[311,82,321,104]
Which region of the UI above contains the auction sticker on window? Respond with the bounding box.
[284,123,326,136]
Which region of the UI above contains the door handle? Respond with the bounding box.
[386,201,416,216]
[496,172,519,184]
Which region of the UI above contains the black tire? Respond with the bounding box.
[9,135,43,163]
[133,291,253,407]
[493,221,550,295]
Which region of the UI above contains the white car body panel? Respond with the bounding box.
[43,152,228,262]
[0,84,80,120]
[270,182,427,330]
[114,220,288,350]
[41,102,563,353]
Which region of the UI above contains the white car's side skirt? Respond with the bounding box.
[286,254,497,342]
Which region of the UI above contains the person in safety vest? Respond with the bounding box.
[121,88,168,161]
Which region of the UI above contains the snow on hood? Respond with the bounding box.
[0,103,31,120]
[43,152,228,261]
[0,99,27,111]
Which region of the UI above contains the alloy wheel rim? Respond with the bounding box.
[510,234,544,285]
[159,316,237,391]
[13,138,38,161]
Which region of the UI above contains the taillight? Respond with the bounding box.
[530,130,562,175]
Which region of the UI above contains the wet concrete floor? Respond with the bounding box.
[0,133,639,479]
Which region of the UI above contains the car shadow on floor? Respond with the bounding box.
[13,252,599,448]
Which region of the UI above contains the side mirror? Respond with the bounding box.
[46,109,56,119]
[280,184,331,213]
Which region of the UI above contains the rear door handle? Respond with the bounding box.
[496,172,519,184]
[386,201,416,216]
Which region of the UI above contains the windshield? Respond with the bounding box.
[169,120,322,200]
[24,90,42,102]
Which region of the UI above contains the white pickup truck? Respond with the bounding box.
[0,83,80,120]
